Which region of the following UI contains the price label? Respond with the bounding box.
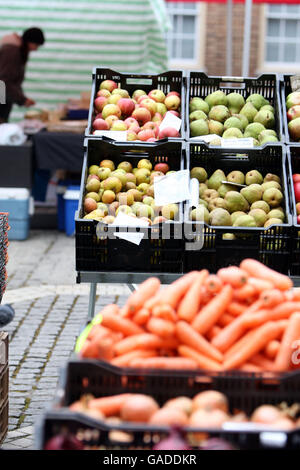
[159,111,182,132]
[221,137,254,148]
[92,130,127,141]
[291,75,300,92]
[154,170,190,206]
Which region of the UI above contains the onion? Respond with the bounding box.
[189,408,229,428]
[192,391,229,413]
[201,437,237,450]
[120,394,159,423]
[149,407,189,427]
[267,418,295,431]
[153,427,191,450]
[44,433,84,450]
[164,396,193,416]
[251,405,282,425]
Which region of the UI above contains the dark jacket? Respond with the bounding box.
[0,33,26,106]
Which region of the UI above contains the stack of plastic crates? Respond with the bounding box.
[0,213,9,305]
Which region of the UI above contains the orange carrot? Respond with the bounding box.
[248,277,274,293]
[101,310,144,336]
[226,301,248,317]
[273,312,300,371]
[146,317,176,339]
[152,304,177,322]
[111,349,157,367]
[88,394,132,417]
[192,284,233,335]
[119,304,130,317]
[224,328,257,360]
[114,333,178,356]
[249,353,275,370]
[270,302,300,321]
[240,259,293,291]
[206,325,222,342]
[128,356,198,370]
[126,277,161,314]
[264,340,280,360]
[217,266,248,288]
[204,274,223,294]
[239,363,262,373]
[240,309,273,330]
[177,270,209,322]
[223,321,286,370]
[217,313,235,327]
[87,324,111,341]
[232,283,257,301]
[259,289,285,308]
[175,321,223,363]
[178,345,222,371]
[80,339,101,359]
[156,271,199,309]
[132,308,150,326]
[201,287,214,306]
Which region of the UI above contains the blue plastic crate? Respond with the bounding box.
[0,189,30,240]
[57,180,80,231]
[63,186,80,236]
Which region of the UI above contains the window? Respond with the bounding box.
[165,1,205,68]
[264,4,300,68]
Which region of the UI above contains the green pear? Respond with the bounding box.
[208,197,228,212]
[199,183,208,197]
[190,119,209,137]
[263,188,283,208]
[190,97,209,114]
[261,181,282,192]
[208,105,230,123]
[245,170,263,185]
[205,90,228,108]
[223,116,244,131]
[250,200,270,213]
[231,211,247,224]
[222,128,243,139]
[209,208,232,226]
[225,191,249,213]
[207,169,226,190]
[267,209,285,221]
[260,104,275,114]
[218,183,238,198]
[244,122,266,140]
[191,167,208,183]
[232,113,249,130]
[248,209,268,227]
[264,218,283,228]
[226,92,245,112]
[254,109,275,129]
[240,102,258,123]
[189,110,208,122]
[208,119,224,136]
[233,215,257,227]
[246,93,269,110]
[190,206,209,223]
[241,184,263,204]
[227,171,245,185]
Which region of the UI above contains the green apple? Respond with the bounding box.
[102,176,122,193]
[97,167,111,180]
[135,168,150,185]
[118,161,133,173]
[137,183,150,195]
[89,165,100,175]
[138,159,152,171]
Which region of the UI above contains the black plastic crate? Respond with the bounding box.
[86,67,186,141]
[286,146,300,276]
[186,72,283,148]
[75,138,185,274]
[184,143,292,274]
[280,74,300,144]
[36,359,300,450]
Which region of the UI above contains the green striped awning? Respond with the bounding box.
[0,0,170,121]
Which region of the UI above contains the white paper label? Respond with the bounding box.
[189,178,199,207]
[291,75,300,92]
[159,111,182,132]
[189,134,221,143]
[111,212,149,245]
[221,137,254,148]
[93,130,127,141]
[154,169,190,206]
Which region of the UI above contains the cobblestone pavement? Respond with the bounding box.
[0,230,131,450]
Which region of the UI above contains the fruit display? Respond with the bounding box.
[77,259,300,373]
[92,78,181,141]
[82,157,180,225]
[189,90,279,145]
[67,389,300,433]
[188,166,286,229]
[286,91,300,142]
[292,172,300,225]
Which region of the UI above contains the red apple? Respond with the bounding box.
[296,202,300,215]
[154,163,170,174]
[152,112,163,123]
[168,110,180,117]
[137,129,156,141]
[97,89,111,98]
[142,121,159,137]
[94,96,108,112]
[298,214,300,224]
[166,91,180,98]
[132,89,147,101]
[99,79,118,92]
[293,174,300,184]
[148,89,166,103]
[124,117,138,128]
[94,113,103,119]
[132,107,152,126]
[118,98,135,117]
[164,95,181,111]
[295,182,300,202]
[127,130,138,141]
[137,94,149,104]
[93,118,109,131]
[287,105,300,121]
[102,104,121,120]
[140,98,157,117]
[158,126,180,139]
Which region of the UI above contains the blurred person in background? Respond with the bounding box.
[0,27,45,123]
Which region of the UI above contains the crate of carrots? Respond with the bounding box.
[76,259,300,374]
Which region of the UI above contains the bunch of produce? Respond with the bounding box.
[292,172,300,224]
[189,90,279,145]
[78,259,300,373]
[67,389,300,432]
[189,166,285,228]
[286,91,300,141]
[83,158,179,224]
[92,79,181,140]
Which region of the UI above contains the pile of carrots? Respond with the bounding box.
[79,259,300,373]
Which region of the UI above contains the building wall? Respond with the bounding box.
[204,3,261,77]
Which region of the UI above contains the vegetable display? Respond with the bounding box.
[78,259,300,373]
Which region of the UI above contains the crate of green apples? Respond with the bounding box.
[75,139,185,274]
[187,72,283,148]
[87,68,185,142]
[183,143,292,274]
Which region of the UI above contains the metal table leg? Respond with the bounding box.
[87,283,97,322]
